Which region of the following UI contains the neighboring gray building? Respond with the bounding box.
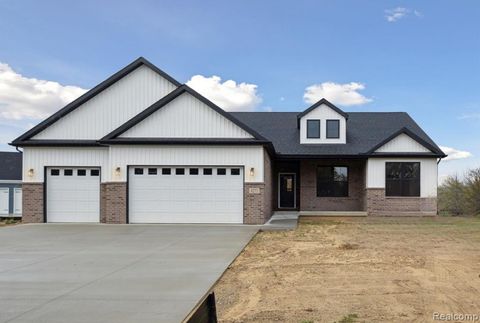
[11,57,446,224]
[0,151,22,217]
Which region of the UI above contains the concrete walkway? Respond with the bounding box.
[262,211,299,231]
[0,224,258,323]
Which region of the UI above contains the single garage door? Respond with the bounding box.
[129,166,244,223]
[46,167,100,223]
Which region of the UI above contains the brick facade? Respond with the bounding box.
[299,159,366,212]
[243,151,273,224]
[22,183,44,223]
[366,188,437,216]
[100,183,127,224]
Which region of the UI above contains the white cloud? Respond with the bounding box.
[385,7,422,22]
[303,82,372,106]
[440,146,473,161]
[458,113,480,120]
[186,75,261,111]
[0,62,87,120]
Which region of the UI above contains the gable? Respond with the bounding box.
[375,133,432,153]
[299,103,347,144]
[32,64,177,140]
[120,91,254,139]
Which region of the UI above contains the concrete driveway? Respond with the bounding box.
[0,224,258,323]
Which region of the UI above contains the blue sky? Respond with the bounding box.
[0,0,479,179]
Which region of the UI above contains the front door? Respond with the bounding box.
[279,173,296,208]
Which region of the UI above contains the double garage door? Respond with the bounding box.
[45,166,243,223]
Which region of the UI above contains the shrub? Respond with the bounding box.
[438,174,466,215]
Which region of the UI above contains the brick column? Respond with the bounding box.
[22,183,44,223]
[100,183,127,224]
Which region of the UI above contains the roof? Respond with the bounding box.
[11,57,180,146]
[0,152,22,180]
[297,98,349,128]
[231,111,445,158]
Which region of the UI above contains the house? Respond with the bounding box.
[10,57,446,224]
[0,152,22,217]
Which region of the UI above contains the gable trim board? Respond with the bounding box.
[11,57,180,145]
[100,85,267,142]
[297,98,349,128]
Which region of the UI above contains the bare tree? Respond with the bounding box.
[438,174,466,216]
[464,168,480,216]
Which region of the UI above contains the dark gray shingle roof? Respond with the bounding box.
[230,112,444,157]
[0,152,22,180]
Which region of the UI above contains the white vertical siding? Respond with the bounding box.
[375,133,431,153]
[366,158,438,197]
[33,65,177,140]
[110,146,264,183]
[120,92,253,138]
[300,104,347,144]
[23,147,109,183]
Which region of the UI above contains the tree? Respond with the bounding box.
[438,174,466,216]
[464,168,480,216]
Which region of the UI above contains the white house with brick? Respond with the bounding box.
[11,57,446,224]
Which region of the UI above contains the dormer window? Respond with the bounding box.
[326,120,340,139]
[306,120,320,138]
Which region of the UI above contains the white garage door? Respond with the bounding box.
[0,188,8,215]
[46,167,100,223]
[129,166,244,223]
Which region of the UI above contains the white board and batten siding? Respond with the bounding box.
[32,65,177,140]
[300,103,347,144]
[121,92,253,138]
[375,133,431,153]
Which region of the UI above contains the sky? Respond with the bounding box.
[0,0,479,181]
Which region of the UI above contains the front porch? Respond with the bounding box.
[273,158,368,214]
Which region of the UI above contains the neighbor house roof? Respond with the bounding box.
[231,111,446,158]
[0,152,22,180]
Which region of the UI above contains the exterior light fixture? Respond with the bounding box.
[249,167,255,177]
[27,168,34,177]
[115,167,121,175]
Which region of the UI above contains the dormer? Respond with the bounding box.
[297,98,348,144]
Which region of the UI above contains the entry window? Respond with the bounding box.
[51,169,60,176]
[134,168,144,175]
[64,169,73,176]
[317,166,348,197]
[217,168,226,175]
[203,168,212,175]
[77,169,87,176]
[91,169,100,176]
[162,168,171,175]
[176,168,185,175]
[326,120,340,139]
[307,120,320,138]
[231,168,240,175]
[148,168,157,175]
[386,162,420,197]
[189,168,199,175]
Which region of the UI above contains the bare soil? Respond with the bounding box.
[214,217,480,323]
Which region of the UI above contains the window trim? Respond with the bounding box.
[316,165,349,197]
[306,119,321,139]
[385,162,421,197]
[326,119,340,139]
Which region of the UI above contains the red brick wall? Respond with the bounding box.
[100,182,127,224]
[22,183,44,223]
[366,188,437,216]
[299,160,366,212]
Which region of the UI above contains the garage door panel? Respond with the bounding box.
[47,167,100,223]
[129,166,243,223]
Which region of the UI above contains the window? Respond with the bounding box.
[326,120,340,139]
[64,169,73,176]
[77,169,86,176]
[148,168,157,175]
[386,162,420,197]
[162,168,171,175]
[134,168,144,175]
[90,169,100,176]
[51,169,60,176]
[203,168,212,175]
[217,168,226,175]
[176,168,185,175]
[316,166,348,197]
[307,120,320,138]
[231,168,240,175]
[189,168,199,175]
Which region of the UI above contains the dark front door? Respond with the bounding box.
[279,173,296,208]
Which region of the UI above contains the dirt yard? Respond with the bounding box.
[214,217,480,323]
